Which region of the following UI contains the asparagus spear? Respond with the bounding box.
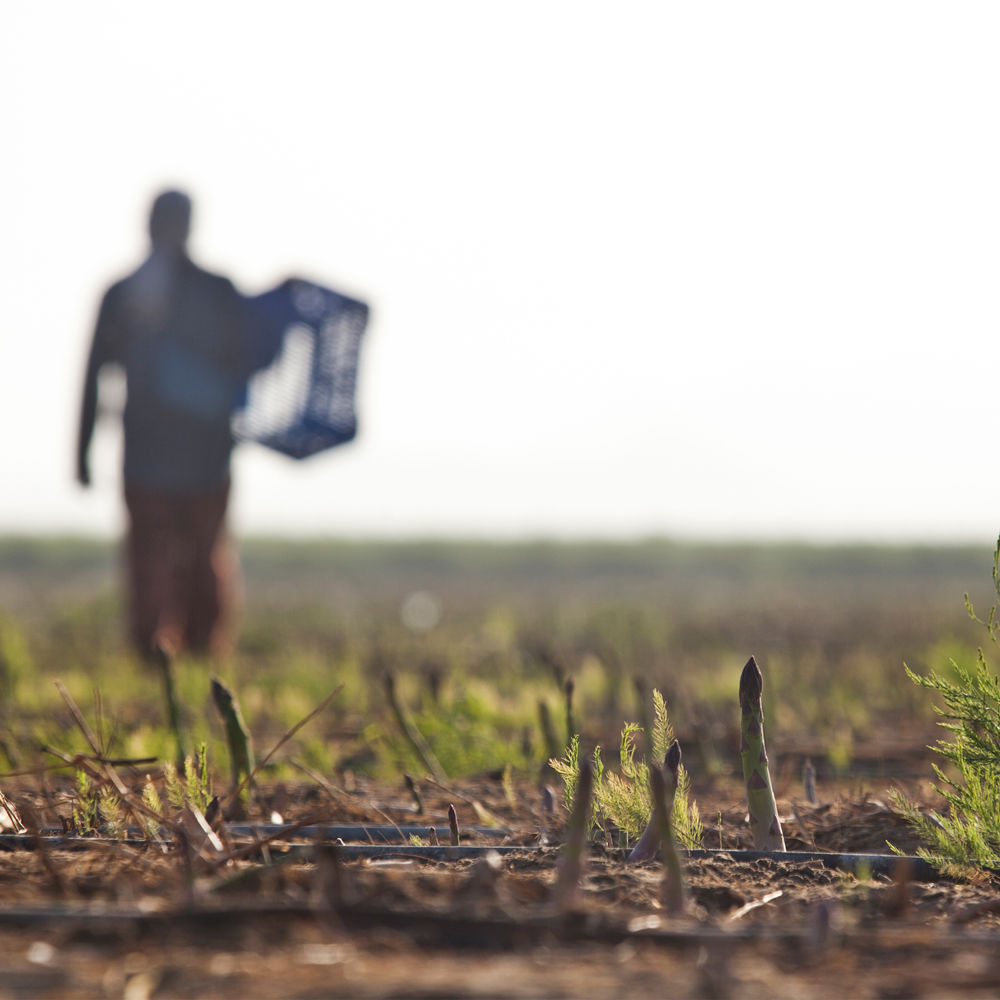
[554,756,593,908]
[739,656,786,851]
[649,763,686,913]
[628,738,682,863]
[153,642,187,767]
[211,677,254,798]
[384,671,448,782]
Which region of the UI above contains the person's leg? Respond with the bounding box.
[123,487,184,659]
[183,478,239,658]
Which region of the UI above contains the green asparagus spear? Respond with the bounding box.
[628,738,682,863]
[649,763,686,913]
[555,756,593,908]
[739,656,786,851]
[211,677,253,798]
[153,642,187,767]
[384,671,448,782]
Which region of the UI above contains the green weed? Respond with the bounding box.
[164,743,213,814]
[892,536,1000,870]
[71,770,100,834]
[550,690,703,849]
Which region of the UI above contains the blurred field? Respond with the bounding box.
[0,535,995,789]
[4,535,1000,999]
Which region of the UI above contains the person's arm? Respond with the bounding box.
[76,290,116,487]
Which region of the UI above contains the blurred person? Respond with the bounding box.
[76,189,248,661]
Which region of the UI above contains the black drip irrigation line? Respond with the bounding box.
[296,844,533,861]
[20,824,511,844]
[0,830,974,881]
[224,823,512,842]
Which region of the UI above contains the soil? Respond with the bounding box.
[0,762,998,1000]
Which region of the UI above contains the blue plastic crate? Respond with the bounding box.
[234,278,369,459]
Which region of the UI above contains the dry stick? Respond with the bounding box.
[628,739,681,863]
[554,756,593,909]
[53,683,162,832]
[223,685,343,814]
[383,671,447,783]
[54,681,103,758]
[789,802,820,851]
[649,765,686,914]
[447,803,460,846]
[289,759,346,804]
[1,755,157,780]
[204,810,335,872]
[152,644,187,766]
[0,789,23,833]
[739,656,787,851]
[728,889,782,922]
[210,678,254,800]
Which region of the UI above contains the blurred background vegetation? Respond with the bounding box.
[0,536,994,789]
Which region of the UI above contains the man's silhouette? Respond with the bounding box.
[77,190,247,660]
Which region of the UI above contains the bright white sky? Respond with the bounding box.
[2,2,998,542]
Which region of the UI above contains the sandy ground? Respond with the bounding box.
[0,770,997,999]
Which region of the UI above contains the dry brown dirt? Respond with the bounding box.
[0,765,998,1000]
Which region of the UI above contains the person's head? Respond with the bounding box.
[148,189,192,254]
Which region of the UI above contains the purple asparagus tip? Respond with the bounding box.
[665,738,681,775]
[740,656,763,706]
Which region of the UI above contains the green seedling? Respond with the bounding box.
[739,656,786,850]
[139,776,165,838]
[163,743,213,815]
[71,770,100,834]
